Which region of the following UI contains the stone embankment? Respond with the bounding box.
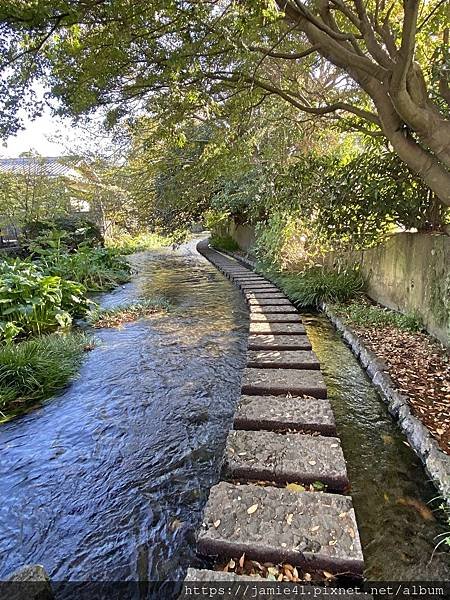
[186,240,365,587]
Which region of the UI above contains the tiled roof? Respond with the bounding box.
[0,156,82,178]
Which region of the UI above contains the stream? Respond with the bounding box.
[0,241,448,594]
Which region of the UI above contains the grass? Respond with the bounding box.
[271,266,366,308]
[88,298,170,328]
[0,332,94,422]
[106,232,171,255]
[333,299,423,332]
[210,234,240,253]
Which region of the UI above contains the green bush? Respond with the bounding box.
[275,267,365,307]
[0,332,92,420]
[22,216,103,251]
[334,300,423,332]
[106,231,171,254]
[209,234,239,252]
[38,246,132,291]
[0,260,91,341]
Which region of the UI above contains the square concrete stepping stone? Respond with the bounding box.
[242,368,327,398]
[249,322,306,335]
[246,350,318,369]
[234,394,336,435]
[250,313,302,323]
[245,292,286,299]
[248,298,293,307]
[248,335,312,351]
[250,305,298,314]
[198,482,364,574]
[224,430,348,491]
[238,283,280,294]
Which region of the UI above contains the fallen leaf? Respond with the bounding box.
[286,483,305,493]
[286,513,293,525]
[213,519,221,528]
[247,503,259,514]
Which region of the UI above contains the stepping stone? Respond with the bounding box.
[248,335,312,350]
[250,313,302,323]
[247,350,318,369]
[242,368,327,398]
[250,305,298,314]
[249,322,306,335]
[224,430,348,491]
[248,298,293,307]
[245,292,286,299]
[241,287,281,294]
[234,394,336,435]
[198,482,364,575]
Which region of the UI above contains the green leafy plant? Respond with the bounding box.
[334,300,423,332]
[274,267,366,308]
[36,246,132,291]
[209,234,239,253]
[0,332,94,420]
[0,259,91,341]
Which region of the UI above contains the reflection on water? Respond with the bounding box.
[303,314,449,580]
[0,240,248,584]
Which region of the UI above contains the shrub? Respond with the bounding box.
[334,300,423,332]
[37,246,132,291]
[0,332,93,420]
[275,267,365,307]
[0,260,91,341]
[22,216,103,251]
[106,231,171,254]
[209,234,239,252]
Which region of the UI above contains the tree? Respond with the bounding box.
[0,1,449,203]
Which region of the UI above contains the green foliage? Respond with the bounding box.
[23,216,104,251]
[0,259,91,341]
[274,267,366,308]
[88,298,170,327]
[36,246,131,292]
[334,300,423,332]
[106,231,171,254]
[209,234,239,253]
[0,332,92,420]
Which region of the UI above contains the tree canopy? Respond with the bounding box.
[1,1,449,204]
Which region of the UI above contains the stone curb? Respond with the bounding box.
[321,302,450,503]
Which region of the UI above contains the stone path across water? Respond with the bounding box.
[191,240,364,585]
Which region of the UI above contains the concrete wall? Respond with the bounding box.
[227,220,449,345]
[349,233,449,345]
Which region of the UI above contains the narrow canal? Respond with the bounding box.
[0,242,448,590]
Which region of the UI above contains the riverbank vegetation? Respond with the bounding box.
[0,216,170,419]
[0,332,94,422]
[89,299,170,329]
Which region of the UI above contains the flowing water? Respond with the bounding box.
[0,240,248,586]
[0,242,448,595]
[303,314,449,580]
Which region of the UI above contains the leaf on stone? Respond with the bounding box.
[311,525,320,532]
[323,571,335,579]
[239,553,245,568]
[247,503,259,514]
[286,483,305,492]
[213,519,221,528]
[286,513,293,525]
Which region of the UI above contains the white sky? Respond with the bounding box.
[0,107,79,158]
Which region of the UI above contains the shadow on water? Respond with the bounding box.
[303,314,450,580]
[0,239,248,588]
